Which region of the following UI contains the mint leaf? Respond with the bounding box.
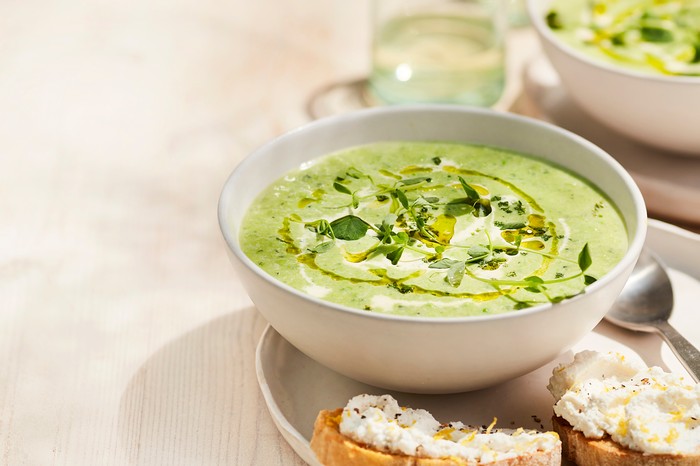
[513,235,522,249]
[395,189,409,209]
[546,10,562,29]
[446,261,465,287]
[400,176,431,186]
[641,26,673,43]
[578,243,592,272]
[429,258,462,269]
[346,167,364,179]
[386,246,404,265]
[329,215,369,240]
[394,231,410,245]
[524,276,544,293]
[333,181,352,195]
[458,176,480,203]
[584,275,597,285]
[309,241,333,254]
[376,214,397,244]
[467,245,490,258]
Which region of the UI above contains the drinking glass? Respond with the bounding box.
[369,0,508,106]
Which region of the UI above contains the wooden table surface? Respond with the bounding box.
[1,1,696,465]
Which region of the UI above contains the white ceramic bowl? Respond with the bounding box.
[219,106,646,394]
[527,0,700,156]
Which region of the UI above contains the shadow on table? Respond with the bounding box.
[116,307,304,465]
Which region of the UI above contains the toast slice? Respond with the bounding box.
[552,415,700,466]
[548,351,700,465]
[310,407,561,466]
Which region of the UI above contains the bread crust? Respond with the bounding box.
[310,408,561,466]
[552,416,700,466]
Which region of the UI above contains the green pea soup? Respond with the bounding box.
[239,141,627,317]
[545,0,700,77]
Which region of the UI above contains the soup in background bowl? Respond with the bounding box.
[545,0,700,77]
[218,105,646,393]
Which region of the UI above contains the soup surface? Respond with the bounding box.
[546,0,700,76]
[239,142,627,317]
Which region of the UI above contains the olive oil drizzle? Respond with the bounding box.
[442,166,544,212]
[532,221,560,277]
[297,253,509,302]
[278,217,301,254]
[276,157,594,309]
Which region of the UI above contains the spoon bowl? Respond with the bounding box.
[605,248,700,381]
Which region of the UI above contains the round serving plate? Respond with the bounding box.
[256,219,700,465]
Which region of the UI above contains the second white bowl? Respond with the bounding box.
[528,0,700,156]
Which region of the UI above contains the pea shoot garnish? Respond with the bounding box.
[285,157,599,308]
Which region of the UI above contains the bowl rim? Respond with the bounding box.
[526,0,700,85]
[218,104,647,325]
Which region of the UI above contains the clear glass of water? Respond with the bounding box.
[369,0,508,107]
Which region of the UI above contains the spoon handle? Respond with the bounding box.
[653,320,700,383]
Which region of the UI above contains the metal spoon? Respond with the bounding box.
[605,248,700,382]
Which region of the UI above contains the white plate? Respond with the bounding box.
[519,56,700,227]
[256,219,700,466]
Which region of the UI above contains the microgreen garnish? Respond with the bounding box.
[640,26,673,43]
[546,10,563,29]
[446,261,466,287]
[692,45,700,64]
[523,276,545,293]
[584,275,598,285]
[385,245,404,265]
[429,258,462,269]
[426,242,594,305]
[329,215,370,241]
[375,214,397,244]
[332,181,361,208]
[305,219,334,239]
[333,181,351,195]
[400,176,431,186]
[467,245,490,259]
[459,176,480,203]
[285,159,599,307]
[395,189,409,209]
[495,221,526,230]
[388,282,413,294]
[459,176,492,217]
[578,243,592,272]
[346,167,365,179]
[308,241,333,254]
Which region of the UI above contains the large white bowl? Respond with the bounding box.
[219,106,646,394]
[527,0,700,156]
